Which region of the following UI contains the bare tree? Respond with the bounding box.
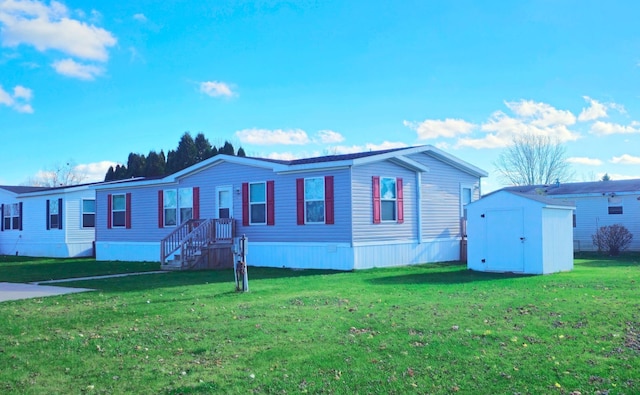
[26,161,88,187]
[494,133,573,186]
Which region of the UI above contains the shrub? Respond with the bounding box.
[592,224,633,256]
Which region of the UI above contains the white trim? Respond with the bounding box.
[80,198,96,229]
[248,181,267,225]
[460,183,474,217]
[352,237,460,247]
[215,185,234,219]
[417,172,423,243]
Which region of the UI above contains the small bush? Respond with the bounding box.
[592,224,633,256]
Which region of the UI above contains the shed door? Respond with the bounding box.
[485,208,525,272]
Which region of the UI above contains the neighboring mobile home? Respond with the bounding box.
[0,184,97,258]
[93,145,488,270]
[503,179,640,252]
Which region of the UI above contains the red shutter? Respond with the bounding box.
[325,176,334,225]
[193,187,200,220]
[125,193,132,229]
[267,181,275,226]
[107,194,112,229]
[242,183,249,226]
[296,178,305,225]
[0,204,4,232]
[157,190,164,228]
[396,178,404,224]
[372,176,381,224]
[46,199,50,230]
[58,198,63,229]
[18,202,23,231]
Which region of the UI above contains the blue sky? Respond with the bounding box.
[2,0,640,192]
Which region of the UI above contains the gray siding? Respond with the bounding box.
[97,161,353,244]
[352,160,417,243]
[409,152,480,240]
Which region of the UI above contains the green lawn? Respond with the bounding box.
[0,255,638,394]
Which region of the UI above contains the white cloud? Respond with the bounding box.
[610,154,640,165]
[52,58,103,80]
[456,100,580,149]
[577,96,626,122]
[0,0,117,62]
[566,157,603,166]
[589,121,640,136]
[0,83,33,112]
[404,118,475,140]
[200,81,234,97]
[314,130,344,144]
[74,160,119,182]
[236,128,310,145]
[265,152,299,161]
[133,13,147,22]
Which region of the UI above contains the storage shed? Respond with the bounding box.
[466,190,575,274]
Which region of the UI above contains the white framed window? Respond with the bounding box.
[163,190,177,227]
[460,185,473,217]
[380,177,397,221]
[82,199,95,228]
[49,199,59,229]
[608,197,623,215]
[304,177,325,224]
[3,203,19,230]
[249,182,266,225]
[112,194,126,228]
[2,205,9,230]
[179,188,193,223]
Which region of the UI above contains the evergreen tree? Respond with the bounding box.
[104,166,116,181]
[126,153,146,178]
[219,140,235,155]
[237,147,246,157]
[194,133,213,162]
[166,132,198,173]
[145,150,166,177]
[113,164,128,179]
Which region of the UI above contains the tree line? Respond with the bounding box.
[104,132,246,181]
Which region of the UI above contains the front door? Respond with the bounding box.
[216,186,233,219]
[484,208,525,272]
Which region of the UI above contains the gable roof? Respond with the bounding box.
[0,185,49,194]
[501,178,640,197]
[93,145,488,190]
[478,189,575,209]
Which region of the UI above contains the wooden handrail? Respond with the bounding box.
[160,218,236,265]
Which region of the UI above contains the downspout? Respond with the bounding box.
[417,172,423,244]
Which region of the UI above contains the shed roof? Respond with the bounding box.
[478,189,575,209]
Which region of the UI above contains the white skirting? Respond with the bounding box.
[96,241,160,262]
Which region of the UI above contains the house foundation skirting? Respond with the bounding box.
[96,241,160,262]
[1,241,94,258]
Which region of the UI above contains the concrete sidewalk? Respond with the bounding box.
[0,282,94,302]
[0,271,168,302]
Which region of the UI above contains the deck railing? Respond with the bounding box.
[160,218,235,265]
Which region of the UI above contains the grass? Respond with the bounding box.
[0,256,638,394]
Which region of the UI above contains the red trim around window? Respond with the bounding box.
[372,176,381,224]
[125,193,132,229]
[157,190,164,228]
[397,178,404,224]
[242,183,249,226]
[325,176,334,225]
[267,181,275,226]
[296,178,305,225]
[193,187,200,220]
[107,194,112,229]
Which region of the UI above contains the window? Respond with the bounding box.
[112,194,126,227]
[49,199,59,229]
[461,186,472,217]
[372,176,403,224]
[163,190,177,226]
[608,206,623,215]
[608,197,623,215]
[11,203,19,230]
[249,182,266,225]
[380,177,397,221]
[304,177,325,223]
[179,188,193,223]
[3,204,11,230]
[242,181,274,226]
[82,199,96,228]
